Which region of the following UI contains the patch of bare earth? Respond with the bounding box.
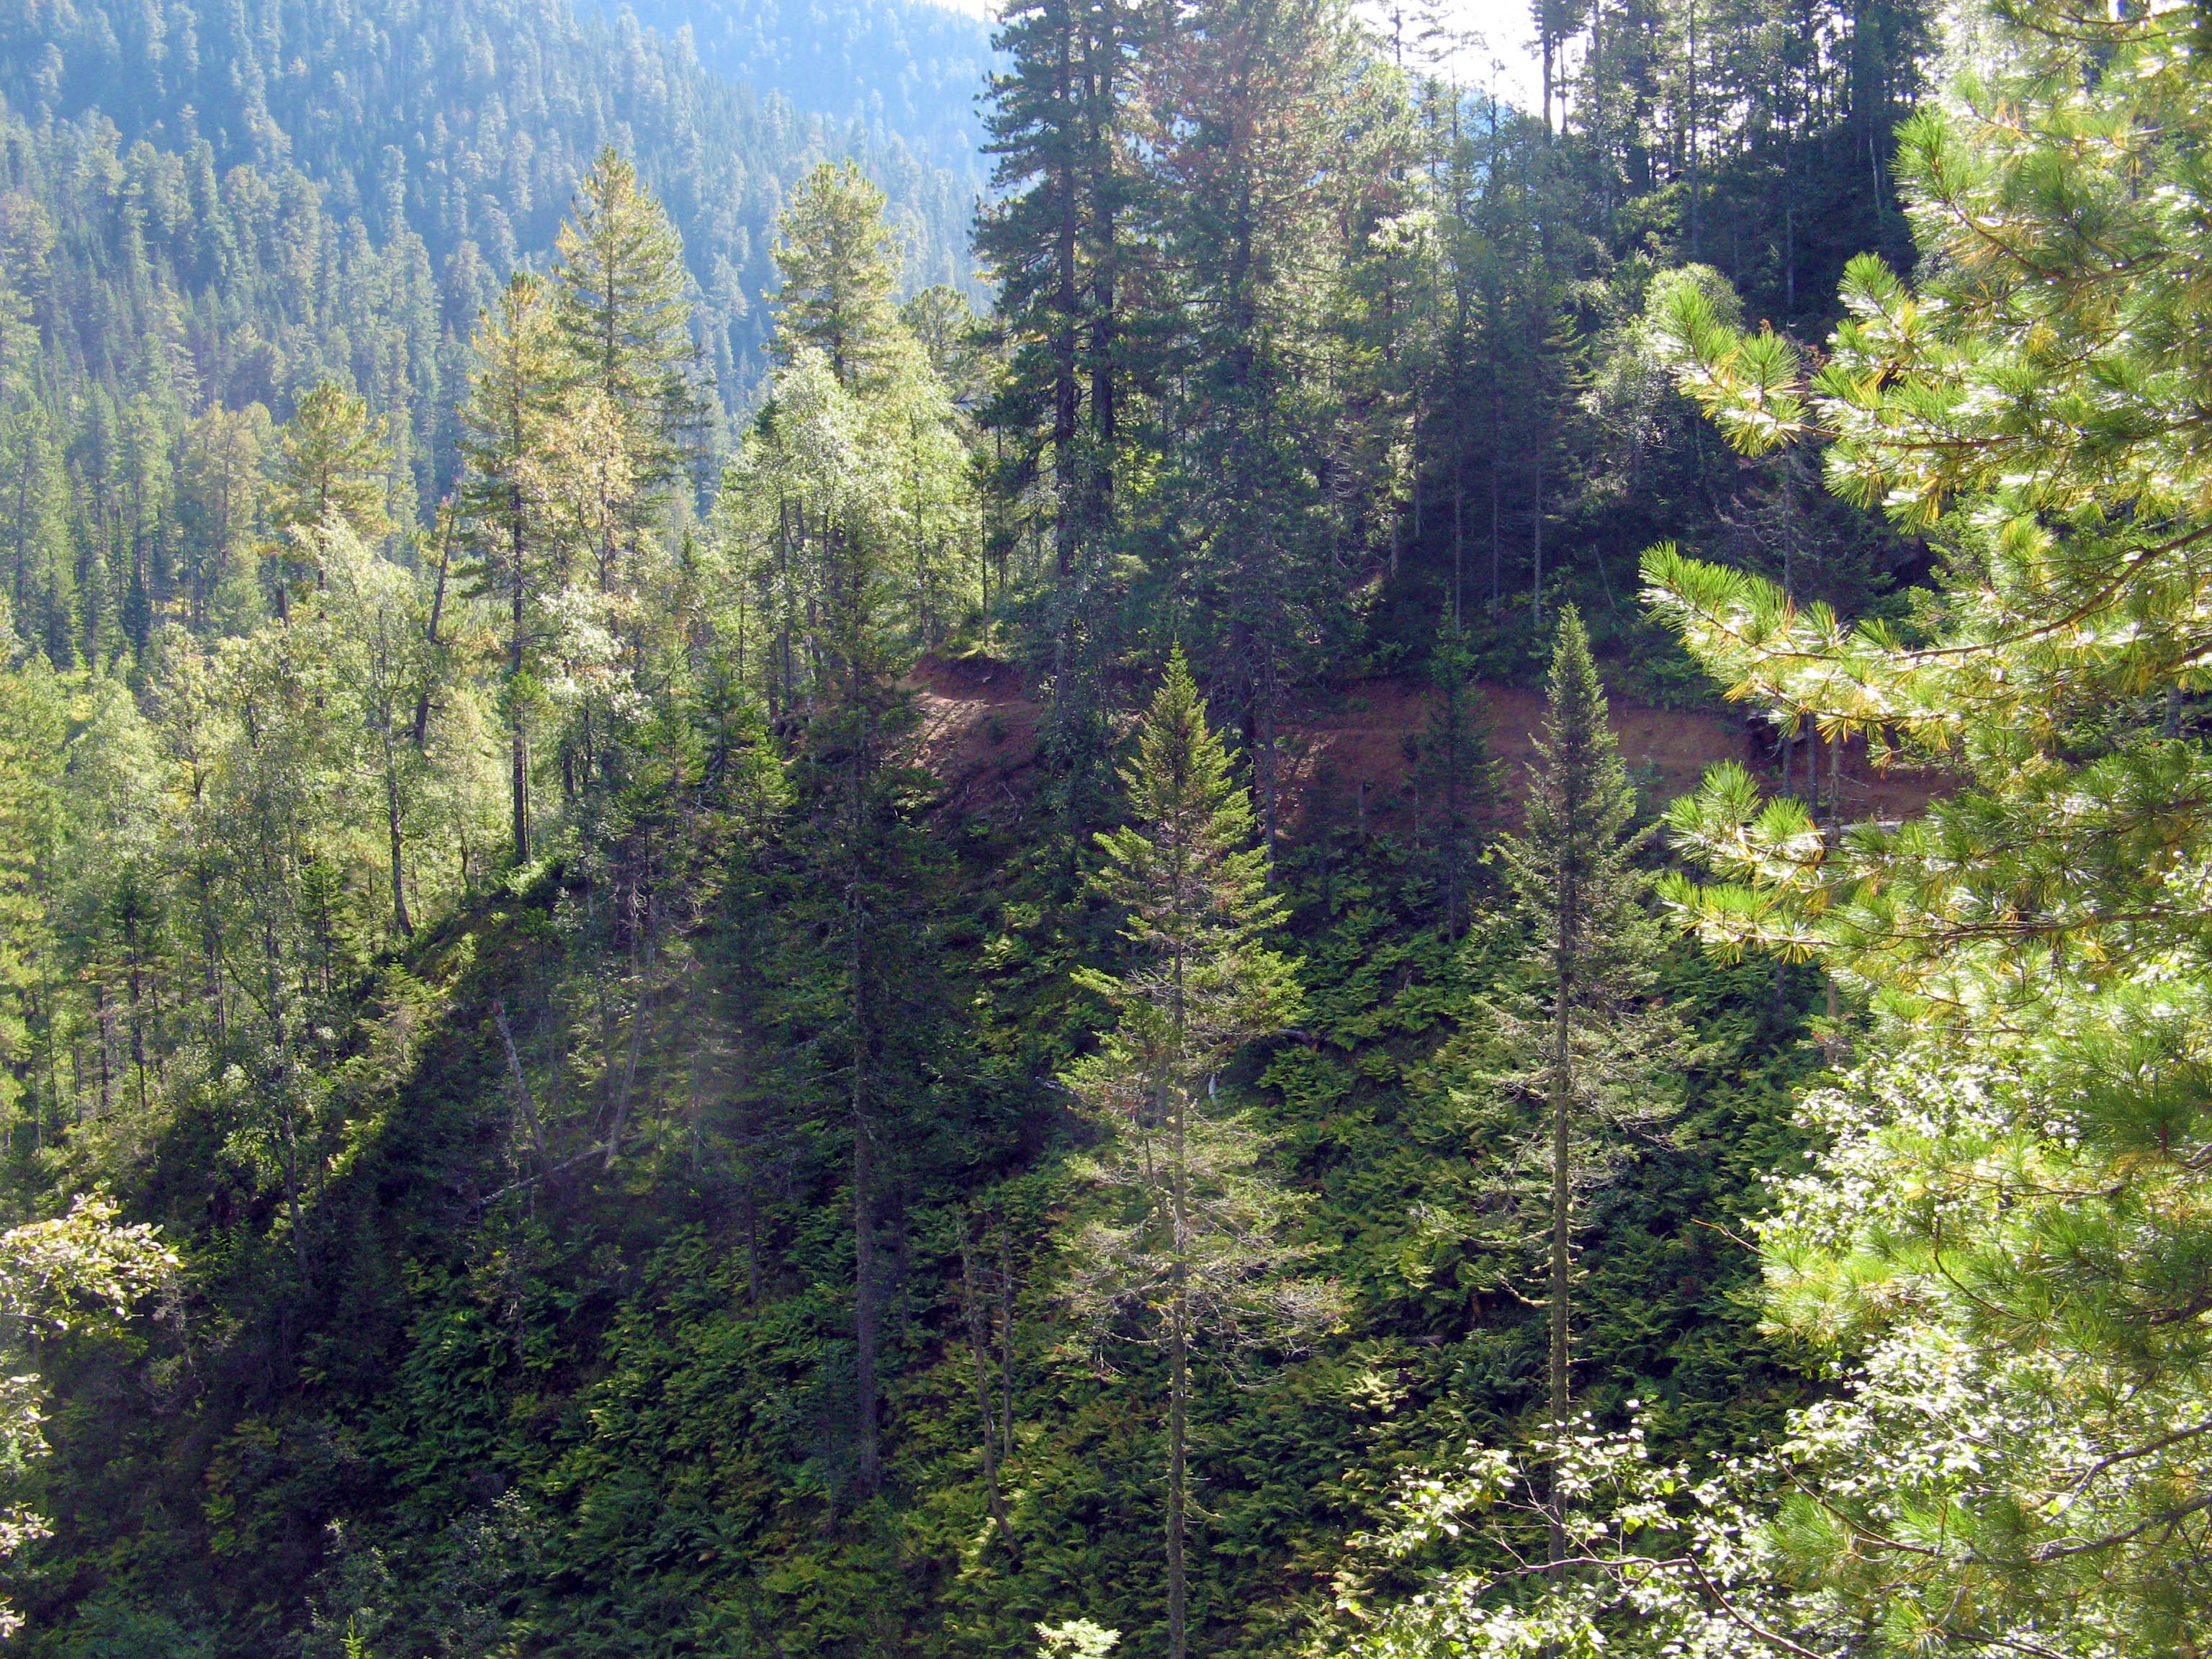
[902,655,1951,832]
[902,654,1046,817]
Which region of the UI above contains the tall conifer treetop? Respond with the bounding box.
[1064,647,1332,1659]
[269,381,394,543]
[553,147,705,487]
[1498,606,1654,1001]
[1488,606,1681,1566]
[770,160,912,391]
[1081,646,1298,1042]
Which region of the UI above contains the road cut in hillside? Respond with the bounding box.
[903,655,1950,830]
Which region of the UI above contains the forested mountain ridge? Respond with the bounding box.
[0,0,978,310]
[577,0,999,177]
[0,0,975,485]
[6,0,2208,1655]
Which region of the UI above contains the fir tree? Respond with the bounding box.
[1491,606,1678,1563]
[457,274,570,867]
[1141,0,1367,859]
[551,147,704,488]
[976,0,1146,590]
[1062,647,1337,1659]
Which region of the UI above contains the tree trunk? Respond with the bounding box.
[1169,1087,1192,1659]
[851,858,881,1492]
[1547,848,1575,1575]
[999,1236,1017,1455]
[1167,932,1192,1659]
[963,1232,1016,1552]
[385,756,413,938]
[853,1082,881,1491]
[412,509,453,749]
[494,999,548,1164]
[509,500,530,866]
[603,930,655,1169]
[1530,466,1546,628]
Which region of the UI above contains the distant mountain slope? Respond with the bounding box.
[0,0,979,444]
[582,0,999,177]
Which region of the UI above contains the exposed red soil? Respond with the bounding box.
[900,655,1951,831]
[903,653,1046,818]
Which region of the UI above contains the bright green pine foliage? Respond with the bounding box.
[268,384,399,547]
[1589,0,2212,1650]
[1644,0,2212,1007]
[552,148,706,488]
[770,161,917,392]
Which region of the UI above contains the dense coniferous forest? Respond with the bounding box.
[0,0,976,622]
[577,0,1000,177]
[0,0,2207,1655]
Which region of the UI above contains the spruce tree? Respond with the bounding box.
[1062,647,1336,1659]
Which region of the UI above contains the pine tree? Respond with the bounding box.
[1062,647,1336,1659]
[271,381,395,542]
[267,381,395,613]
[1636,2,2212,1642]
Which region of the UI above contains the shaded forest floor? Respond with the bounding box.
[907,652,1949,830]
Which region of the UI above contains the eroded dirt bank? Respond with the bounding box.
[903,654,1948,830]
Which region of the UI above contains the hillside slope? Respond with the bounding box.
[581,0,998,178]
[0,0,976,457]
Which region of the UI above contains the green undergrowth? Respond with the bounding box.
[17,781,1825,1659]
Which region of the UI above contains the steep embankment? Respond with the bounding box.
[906,654,1948,827]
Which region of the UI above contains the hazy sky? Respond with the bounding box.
[1367,0,1545,106]
[910,0,1547,109]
